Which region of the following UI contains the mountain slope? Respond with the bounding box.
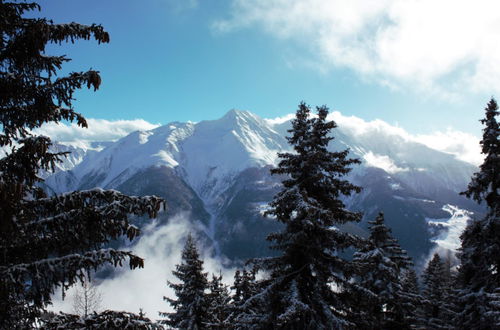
[44,110,482,264]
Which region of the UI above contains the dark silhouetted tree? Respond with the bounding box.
[161,234,208,329]
[400,268,425,327]
[228,267,260,327]
[421,253,456,329]
[351,212,413,329]
[457,98,500,329]
[237,102,363,329]
[0,1,164,327]
[205,272,231,329]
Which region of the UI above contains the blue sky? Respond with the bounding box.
[36,0,500,136]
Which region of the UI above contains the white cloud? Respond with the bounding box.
[363,151,409,173]
[414,129,483,166]
[264,113,296,126]
[328,111,411,139]
[215,0,500,97]
[330,111,482,166]
[32,118,160,148]
[267,111,482,166]
[50,214,235,320]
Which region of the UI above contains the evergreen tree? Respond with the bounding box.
[228,267,260,328]
[351,212,413,329]
[231,268,258,307]
[205,272,231,329]
[238,102,363,329]
[0,2,164,327]
[400,268,425,327]
[462,98,500,213]
[421,253,456,329]
[457,98,500,329]
[161,234,208,329]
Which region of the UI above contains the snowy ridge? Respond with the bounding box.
[46,109,477,203]
[46,110,288,202]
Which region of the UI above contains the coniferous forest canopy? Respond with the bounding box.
[0,1,499,329]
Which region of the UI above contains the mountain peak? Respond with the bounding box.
[218,109,263,126]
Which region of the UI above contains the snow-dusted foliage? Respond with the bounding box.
[236,103,363,329]
[399,268,425,327]
[0,2,164,327]
[160,234,209,329]
[457,98,500,329]
[462,98,500,212]
[41,310,163,329]
[351,212,413,328]
[227,267,260,327]
[421,253,456,329]
[205,273,231,329]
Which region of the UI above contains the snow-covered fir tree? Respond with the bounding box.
[351,212,413,329]
[237,102,363,329]
[228,267,260,327]
[0,2,164,327]
[205,273,231,329]
[161,234,209,329]
[231,268,258,308]
[421,253,456,329]
[457,98,500,329]
[462,98,500,213]
[400,268,425,327]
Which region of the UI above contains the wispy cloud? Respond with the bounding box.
[413,129,482,166]
[32,119,160,149]
[363,151,409,174]
[214,0,500,98]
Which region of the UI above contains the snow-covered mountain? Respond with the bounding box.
[44,110,483,265]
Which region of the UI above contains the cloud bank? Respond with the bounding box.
[32,119,160,149]
[50,214,234,321]
[324,111,482,166]
[215,0,500,97]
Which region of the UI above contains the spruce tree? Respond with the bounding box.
[457,98,500,329]
[205,273,231,329]
[231,268,258,307]
[228,267,260,327]
[161,234,208,329]
[400,268,425,327]
[238,102,363,329]
[421,253,456,329]
[351,212,413,329]
[462,98,500,213]
[0,2,164,327]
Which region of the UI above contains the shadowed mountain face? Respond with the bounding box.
[43,110,483,265]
